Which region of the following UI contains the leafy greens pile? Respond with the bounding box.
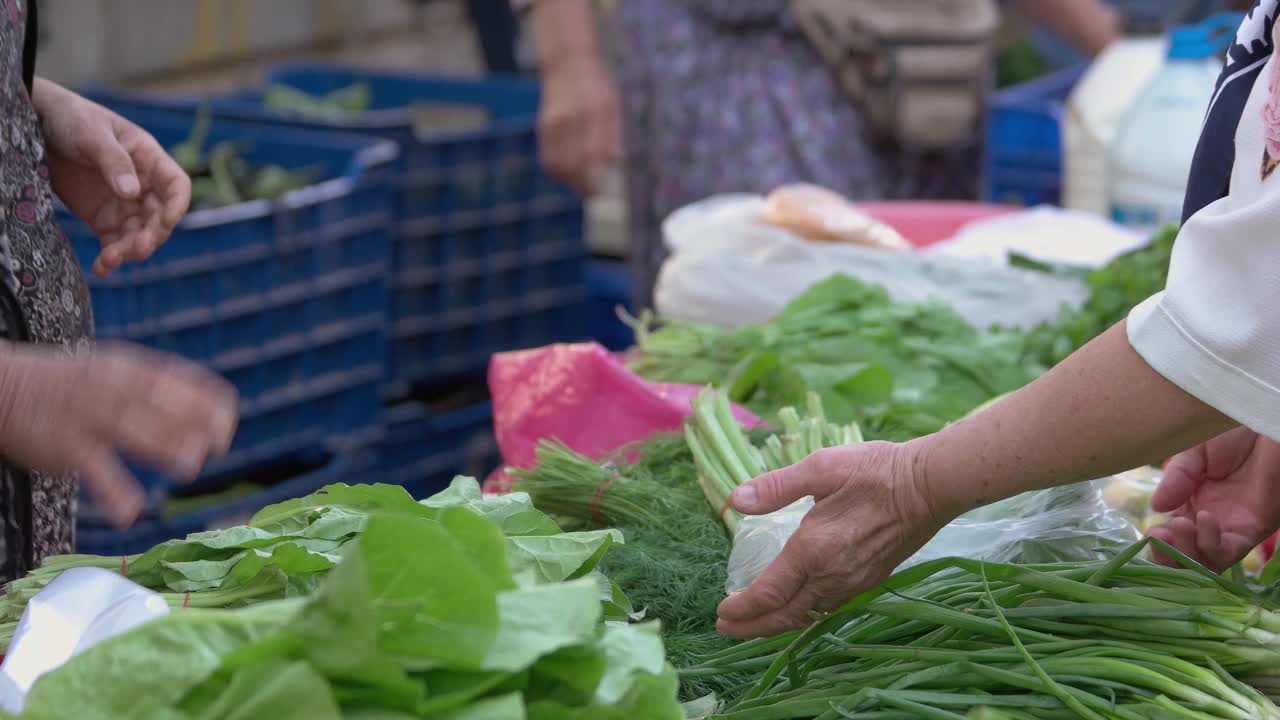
[629,274,1035,441]
[0,480,627,647]
[628,226,1180,438]
[2,479,686,719]
[1011,224,1177,369]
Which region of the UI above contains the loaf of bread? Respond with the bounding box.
[760,184,912,252]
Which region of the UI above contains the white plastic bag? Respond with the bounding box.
[655,195,1089,330]
[725,479,1141,594]
[0,567,169,712]
[926,206,1148,269]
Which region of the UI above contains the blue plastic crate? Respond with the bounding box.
[85,64,590,392]
[77,446,371,556]
[983,65,1085,207]
[59,101,395,488]
[586,259,634,352]
[377,400,499,499]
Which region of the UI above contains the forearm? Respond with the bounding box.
[1012,0,1119,57]
[529,0,603,74]
[913,322,1236,520]
[28,77,70,119]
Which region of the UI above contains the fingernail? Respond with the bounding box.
[217,405,238,450]
[179,437,205,477]
[115,174,140,197]
[734,484,758,507]
[113,491,144,529]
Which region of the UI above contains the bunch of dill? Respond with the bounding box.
[509,433,755,700]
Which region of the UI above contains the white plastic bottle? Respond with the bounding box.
[1062,35,1164,216]
[1107,25,1224,230]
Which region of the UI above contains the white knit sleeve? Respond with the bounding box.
[1127,56,1280,439]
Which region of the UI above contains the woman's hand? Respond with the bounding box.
[34,79,191,278]
[0,342,237,528]
[715,441,945,639]
[538,53,622,195]
[715,325,1238,639]
[1147,428,1280,571]
[529,0,621,196]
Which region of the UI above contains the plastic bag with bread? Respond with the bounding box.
[759,183,912,252]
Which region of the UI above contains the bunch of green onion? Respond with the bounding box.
[684,539,1280,719]
[685,390,862,534]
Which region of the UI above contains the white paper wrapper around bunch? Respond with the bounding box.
[0,567,169,713]
[725,479,1141,595]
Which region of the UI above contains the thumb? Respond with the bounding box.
[1152,445,1207,513]
[88,128,141,199]
[731,450,841,515]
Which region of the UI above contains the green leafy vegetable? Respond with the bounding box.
[1013,224,1177,369]
[9,483,684,719]
[628,274,1037,440]
[629,227,1179,438]
[0,479,619,652]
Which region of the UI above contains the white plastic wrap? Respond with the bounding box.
[0,567,169,712]
[725,480,1141,594]
[926,206,1149,269]
[655,195,1089,331]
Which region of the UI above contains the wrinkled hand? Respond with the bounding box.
[538,54,622,195]
[716,442,944,639]
[1147,427,1280,571]
[0,342,238,527]
[37,79,190,277]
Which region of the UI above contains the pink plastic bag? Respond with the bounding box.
[485,343,758,490]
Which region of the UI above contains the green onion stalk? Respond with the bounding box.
[685,538,1280,719]
[685,389,862,535]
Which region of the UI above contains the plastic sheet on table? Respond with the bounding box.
[486,342,758,490]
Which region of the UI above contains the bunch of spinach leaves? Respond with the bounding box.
[1,480,629,638]
[628,274,1036,441]
[6,478,683,719]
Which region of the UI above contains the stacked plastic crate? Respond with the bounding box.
[982,65,1084,207]
[81,64,590,515]
[70,104,395,554]
[208,64,590,393]
[216,64,589,499]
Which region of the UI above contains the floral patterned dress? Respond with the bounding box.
[0,0,94,580]
[612,0,981,310]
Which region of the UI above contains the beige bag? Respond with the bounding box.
[792,0,1001,150]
